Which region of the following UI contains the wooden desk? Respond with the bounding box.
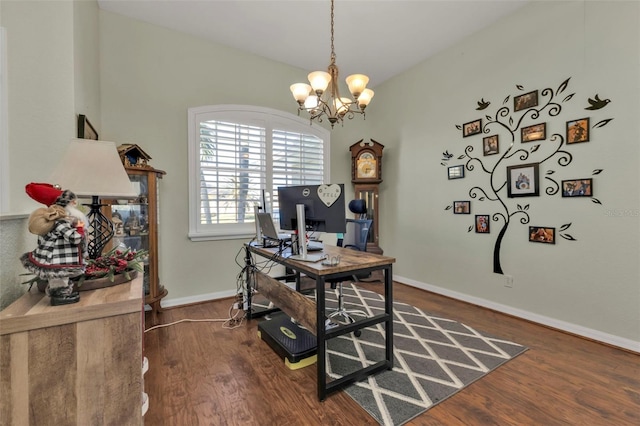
[0,276,143,425]
[244,243,395,401]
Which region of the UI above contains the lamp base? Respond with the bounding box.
[84,196,115,259]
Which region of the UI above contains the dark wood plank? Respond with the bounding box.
[143,281,640,425]
[254,271,317,333]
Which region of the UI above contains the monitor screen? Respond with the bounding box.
[277,184,346,234]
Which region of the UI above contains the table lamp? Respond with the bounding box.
[49,139,137,259]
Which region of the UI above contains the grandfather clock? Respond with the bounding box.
[350,139,384,255]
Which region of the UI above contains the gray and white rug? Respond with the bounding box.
[323,284,528,426]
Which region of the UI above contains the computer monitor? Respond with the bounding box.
[277,184,346,234]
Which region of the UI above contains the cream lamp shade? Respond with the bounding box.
[48,139,137,199]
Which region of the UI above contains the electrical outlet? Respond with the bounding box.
[505,275,514,288]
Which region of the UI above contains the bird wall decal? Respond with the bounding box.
[476,98,490,110]
[585,94,611,110]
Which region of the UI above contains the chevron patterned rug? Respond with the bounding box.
[323,284,528,426]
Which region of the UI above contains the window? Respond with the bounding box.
[188,105,330,241]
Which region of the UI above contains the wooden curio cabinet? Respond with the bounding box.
[104,145,167,326]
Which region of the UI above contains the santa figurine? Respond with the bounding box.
[20,183,88,306]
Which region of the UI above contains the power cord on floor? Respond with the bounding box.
[144,295,247,332]
[145,244,281,334]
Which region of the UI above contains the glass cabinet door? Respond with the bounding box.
[355,184,382,254]
[111,173,151,294]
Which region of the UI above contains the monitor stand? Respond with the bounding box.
[288,203,324,263]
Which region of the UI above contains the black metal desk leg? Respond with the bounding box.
[385,265,394,367]
[316,276,327,401]
[244,246,254,320]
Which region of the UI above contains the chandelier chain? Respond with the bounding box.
[330,0,336,64]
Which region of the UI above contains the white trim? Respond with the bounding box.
[0,27,9,214]
[394,275,640,353]
[0,213,28,221]
[160,289,237,309]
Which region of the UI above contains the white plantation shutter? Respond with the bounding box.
[198,120,266,225]
[271,129,324,217]
[188,105,330,240]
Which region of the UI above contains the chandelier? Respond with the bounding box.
[290,0,374,128]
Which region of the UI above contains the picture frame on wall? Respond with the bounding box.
[77,114,98,140]
[475,215,490,233]
[514,90,539,112]
[566,117,590,144]
[521,123,546,143]
[483,135,499,156]
[448,165,465,179]
[462,119,482,137]
[561,178,593,197]
[529,226,556,244]
[507,162,539,197]
[453,201,471,214]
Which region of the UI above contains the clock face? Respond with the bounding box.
[357,152,377,179]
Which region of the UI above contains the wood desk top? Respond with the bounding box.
[246,243,395,277]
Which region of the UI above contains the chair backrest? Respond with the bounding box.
[339,219,372,252]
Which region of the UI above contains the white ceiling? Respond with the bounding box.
[98,0,529,87]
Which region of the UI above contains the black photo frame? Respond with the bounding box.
[483,135,499,156]
[566,117,590,144]
[529,226,556,244]
[561,178,593,197]
[507,162,540,197]
[514,90,539,112]
[448,165,465,180]
[77,114,98,140]
[453,201,471,214]
[475,215,490,233]
[521,123,546,143]
[462,119,482,137]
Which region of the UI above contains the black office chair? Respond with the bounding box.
[327,218,372,329]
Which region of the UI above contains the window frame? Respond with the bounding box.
[187,104,331,241]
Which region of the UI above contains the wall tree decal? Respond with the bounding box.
[444,77,613,274]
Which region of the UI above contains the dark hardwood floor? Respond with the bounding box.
[143,281,639,425]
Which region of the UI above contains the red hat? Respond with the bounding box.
[25,183,63,206]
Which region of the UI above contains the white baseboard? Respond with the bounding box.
[160,289,237,309]
[394,275,640,353]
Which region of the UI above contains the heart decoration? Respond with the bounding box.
[317,184,341,207]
